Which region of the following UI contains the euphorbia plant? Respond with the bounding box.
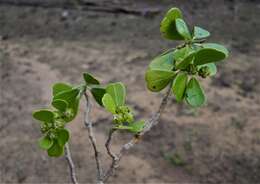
[32,7,229,184]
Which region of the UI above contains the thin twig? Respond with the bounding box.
[103,84,172,182]
[65,143,79,184]
[83,93,103,183]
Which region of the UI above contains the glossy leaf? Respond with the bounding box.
[33,110,54,123]
[106,82,126,107]
[149,51,174,71]
[129,120,145,133]
[102,93,116,114]
[174,46,195,70]
[160,7,184,40]
[57,129,70,146]
[198,63,217,76]
[90,86,106,106]
[52,83,72,96]
[172,72,188,102]
[175,18,191,40]
[83,73,100,85]
[47,141,64,157]
[52,99,68,112]
[53,88,80,120]
[185,78,206,107]
[193,26,210,40]
[194,43,229,65]
[145,69,175,92]
[38,136,53,150]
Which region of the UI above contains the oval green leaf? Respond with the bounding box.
[102,93,116,114]
[194,43,229,65]
[47,141,64,157]
[193,26,210,40]
[160,7,184,40]
[33,109,54,123]
[106,82,126,107]
[38,136,53,150]
[145,69,175,92]
[172,72,188,102]
[149,51,174,71]
[52,99,68,112]
[52,83,72,96]
[175,18,191,40]
[90,86,106,106]
[185,78,206,107]
[174,46,195,70]
[83,72,100,85]
[57,129,70,146]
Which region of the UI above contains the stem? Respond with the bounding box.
[84,93,103,183]
[103,129,119,181]
[103,84,172,182]
[65,143,79,184]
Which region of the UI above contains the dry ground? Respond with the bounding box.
[1,0,260,183]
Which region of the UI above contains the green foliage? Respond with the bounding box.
[160,7,183,40]
[185,78,206,107]
[175,18,191,40]
[101,83,144,134]
[172,72,188,102]
[33,110,54,123]
[106,82,126,107]
[146,7,229,108]
[33,6,230,158]
[145,69,176,92]
[102,93,116,114]
[193,26,210,40]
[83,72,100,85]
[90,86,106,106]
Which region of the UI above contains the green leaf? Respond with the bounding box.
[145,69,175,92]
[160,7,184,40]
[47,141,64,157]
[57,129,70,146]
[193,26,210,40]
[90,86,106,106]
[129,120,145,133]
[102,93,116,114]
[194,43,229,65]
[106,82,126,107]
[185,78,206,107]
[114,125,133,131]
[52,83,72,96]
[149,51,174,71]
[83,73,100,85]
[33,110,54,123]
[53,88,79,104]
[198,63,217,76]
[52,99,68,112]
[174,46,195,70]
[175,18,191,40]
[38,136,53,150]
[53,88,80,120]
[172,72,188,102]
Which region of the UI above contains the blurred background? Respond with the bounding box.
[0,0,260,183]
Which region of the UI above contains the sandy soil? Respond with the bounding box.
[1,0,260,183]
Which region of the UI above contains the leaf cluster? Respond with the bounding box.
[146,7,229,107]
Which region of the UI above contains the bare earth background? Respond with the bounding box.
[1,0,260,183]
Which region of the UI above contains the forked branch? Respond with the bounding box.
[103,84,172,182]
